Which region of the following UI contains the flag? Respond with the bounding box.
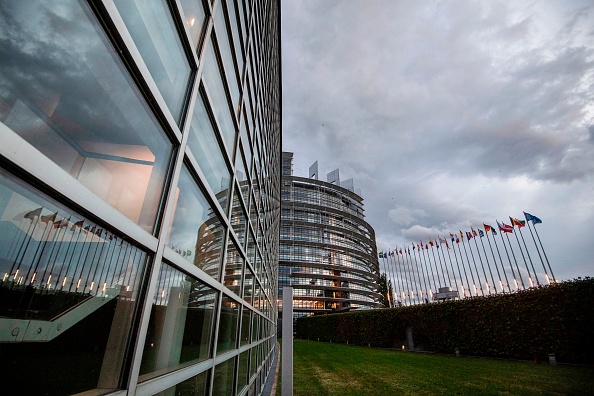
[23,207,43,220]
[399,249,403,254]
[484,223,497,235]
[524,211,542,225]
[439,236,447,243]
[413,245,416,250]
[459,230,464,238]
[53,218,69,229]
[70,220,84,231]
[450,233,455,242]
[456,237,460,243]
[378,252,384,258]
[479,229,484,237]
[466,231,473,240]
[446,241,450,249]
[429,239,434,246]
[425,244,428,250]
[41,212,58,224]
[498,221,513,233]
[472,229,478,237]
[510,217,526,228]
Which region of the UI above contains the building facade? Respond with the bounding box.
[0,1,280,395]
[279,152,382,324]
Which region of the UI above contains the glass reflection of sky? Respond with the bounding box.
[0,1,173,232]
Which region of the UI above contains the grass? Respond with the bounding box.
[279,339,594,395]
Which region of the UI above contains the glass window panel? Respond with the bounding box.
[242,267,253,305]
[240,307,251,346]
[236,350,249,393]
[235,143,248,183]
[237,0,247,44]
[249,344,257,377]
[214,0,240,109]
[226,0,244,74]
[114,0,191,122]
[187,89,232,208]
[223,240,242,296]
[0,1,173,233]
[230,189,247,246]
[167,166,225,281]
[246,229,256,266]
[216,294,239,353]
[202,39,236,156]
[179,0,207,50]
[159,370,208,396]
[240,109,252,159]
[0,167,146,395]
[212,357,235,396]
[139,264,217,381]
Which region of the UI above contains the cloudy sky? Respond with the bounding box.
[281,0,594,283]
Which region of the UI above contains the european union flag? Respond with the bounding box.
[524,212,542,224]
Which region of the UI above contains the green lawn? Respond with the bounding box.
[282,339,593,395]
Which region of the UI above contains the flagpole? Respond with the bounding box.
[403,246,419,304]
[21,213,58,291]
[500,230,523,289]
[510,224,534,288]
[421,243,437,296]
[444,241,466,297]
[429,243,446,290]
[477,231,498,294]
[485,228,509,293]
[525,221,550,284]
[414,246,430,303]
[452,238,471,298]
[389,252,402,306]
[470,231,491,294]
[68,225,95,292]
[418,243,434,300]
[20,214,52,288]
[96,232,119,294]
[56,221,86,292]
[433,241,451,288]
[464,234,485,296]
[40,217,73,293]
[408,246,424,304]
[516,223,540,286]
[531,222,556,283]
[459,235,478,296]
[438,238,456,291]
[441,238,464,297]
[396,249,411,306]
[390,251,404,306]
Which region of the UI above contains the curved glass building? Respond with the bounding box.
[0,1,280,395]
[279,153,382,323]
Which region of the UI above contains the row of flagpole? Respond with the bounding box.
[2,206,142,297]
[378,211,556,307]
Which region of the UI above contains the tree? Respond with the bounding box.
[378,273,391,307]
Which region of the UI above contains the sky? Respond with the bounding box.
[281,0,594,283]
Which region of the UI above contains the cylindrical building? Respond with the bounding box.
[279,152,382,323]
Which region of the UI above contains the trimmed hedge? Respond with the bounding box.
[295,278,594,363]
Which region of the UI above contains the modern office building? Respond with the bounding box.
[279,152,382,325]
[0,1,280,395]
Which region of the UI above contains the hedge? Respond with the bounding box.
[295,277,594,363]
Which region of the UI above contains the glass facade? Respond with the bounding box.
[279,153,382,325]
[0,0,280,395]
